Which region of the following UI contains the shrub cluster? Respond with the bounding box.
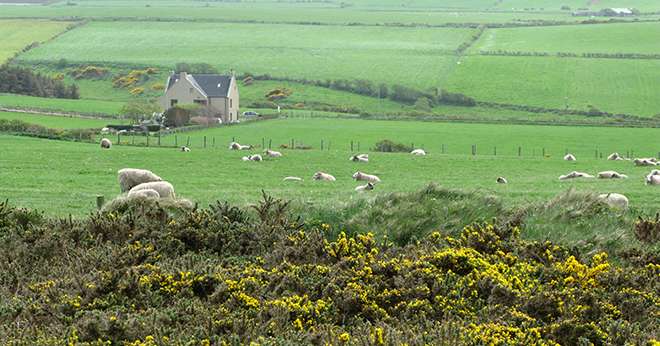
[112,68,159,89]
[372,139,413,153]
[68,65,110,80]
[0,119,95,141]
[0,64,79,99]
[0,194,657,345]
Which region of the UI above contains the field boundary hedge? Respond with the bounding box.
[480,50,660,60]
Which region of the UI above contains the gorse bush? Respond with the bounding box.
[0,191,657,345]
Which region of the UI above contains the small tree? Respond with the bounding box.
[121,101,161,124]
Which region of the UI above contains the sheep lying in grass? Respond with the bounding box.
[100,138,112,149]
[129,181,175,199]
[242,154,262,162]
[229,142,252,150]
[283,176,303,182]
[313,172,336,181]
[597,171,628,179]
[127,188,160,199]
[352,171,381,183]
[411,149,426,156]
[180,146,191,152]
[265,149,282,157]
[607,152,624,160]
[563,154,576,161]
[559,171,594,180]
[117,168,163,193]
[496,177,508,184]
[634,158,657,166]
[598,193,629,209]
[355,182,374,192]
[350,154,369,162]
[646,174,660,185]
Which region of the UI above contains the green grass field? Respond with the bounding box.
[0,111,116,129]
[474,22,660,54]
[3,118,660,215]
[18,21,471,90]
[446,55,660,116]
[0,19,71,63]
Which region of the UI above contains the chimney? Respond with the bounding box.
[179,71,187,80]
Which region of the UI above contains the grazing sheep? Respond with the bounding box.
[283,176,303,182]
[496,177,508,184]
[349,154,369,163]
[265,149,282,157]
[597,171,628,179]
[607,152,624,161]
[117,168,163,193]
[229,142,252,150]
[634,158,658,166]
[312,172,336,181]
[127,188,160,199]
[646,174,660,185]
[411,149,426,156]
[352,171,381,183]
[180,146,191,152]
[129,181,175,199]
[100,138,112,149]
[559,171,594,180]
[248,154,263,161]
[563,154,576,161]
[101,127,111,133]
[597,193,629,209]
[355,182,375,192]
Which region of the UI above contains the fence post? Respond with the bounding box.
[117,133,120,145]
[494,146,497,156]
[213,137,216,148]
[542,148,545,157]
[595,149,598,158]
[518,146,521,157]
[96,195,104,210]
[471,144,476,156]
[132,135,135,145]
[269,139,272,149]
[351,141,353,152]
[204,136,207,148]
[158,132,161,146]
[175,135,178,147]
[321,139,324,151]
[187,136,190,146]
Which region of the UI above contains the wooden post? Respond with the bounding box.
[351,141,353,152]
[357,142,360,151]
[175,135,178,147]
[158,132,161,146]
[321,139,324,151]
[146,134,149,147]
[117,133,120,145]
[494,146,497,156]
[96,195,104,210]
[132,135,135,145]
[542,148,545,157]
[595,149,598,158]
[213,137,216,148]
[187,136,190,146]
[471,144,476,156]
[268,139,272,149]
[518,146,522,157]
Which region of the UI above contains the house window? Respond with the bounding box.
[230,99,232,108]
[170,99,178,107]
[193,99,207,106]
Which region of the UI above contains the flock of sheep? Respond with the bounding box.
[101,137,659,209]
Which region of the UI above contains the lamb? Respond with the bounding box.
[559,171,594,180]
[229,142,252,150]
[100,138,112,149]
[411,149,426,156]
[265,149,283,157]
[283,176,303,182]
[646,174,660,185]
[352,171,381,183]
[129,181,175,199]
[312,172,336,181]
[117,168,163,193]
[496,177,508,184]
[349,154,369,163]
[180,146,191,152]
[355,182,375,192]
[597,171,628,179]
[607,152,624,161]
[127,188,160,199]
[597,193,629,209]
[634,158,658,166]
[563,154,576,161]
[241,154,262,162]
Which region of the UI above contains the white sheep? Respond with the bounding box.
[355,182,375,192]
[563,154,576,161]
[496,177,508,184]
[229,142,252,150]
[646,174,660,185]
[265,149,282,157]
[100,138,112,149]
[607,152,623,160]
[127,188,160,199]
[634,158,658,166]
[352,171,381,183]
[597,171,628,179]
[129,181,175,199]
[597,193,629,209]
[349,154,369,163]
[559,171,594,180]
[117,168,163,193]
[180,146,191,152]
[283,176,303,182]
[411,149,426,156]
[313,172,336,181]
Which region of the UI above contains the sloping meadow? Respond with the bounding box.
[0,186,657,344]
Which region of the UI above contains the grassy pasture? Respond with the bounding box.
[474,22,660,54]
[18,21,471,90]
[0,19,71,63]
[0,93,124,115]
[446,55,660,117]
[3,118,660,215]
[0,111,115,129]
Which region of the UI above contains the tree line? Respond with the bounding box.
[0,64,79,99]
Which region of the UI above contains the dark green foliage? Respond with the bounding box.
[0,64,79,99]
[174,62,219,74]
[372,139,412,153]
[0,119,94,141]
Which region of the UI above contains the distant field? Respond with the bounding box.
[3,118,660,215]
[18,21,472,89]
[0,93,124,115]
[446,55,660,117]
[0,19,71,63]
[474,22,660,54]
[0,111,115,129]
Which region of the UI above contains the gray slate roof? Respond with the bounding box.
[167,73,232,98]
